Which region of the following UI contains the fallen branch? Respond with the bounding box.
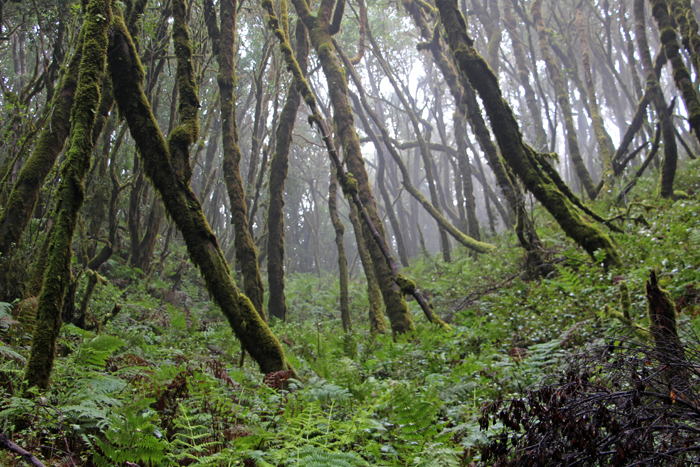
[0,433,46,467]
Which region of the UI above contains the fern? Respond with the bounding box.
[169,404,222,466]
[412,447,461,467]
[76,334,126,367]
[554,266,583,293]
[301,377,352,402]
[389,385,442,443]
[288,446,368,467]
[0,301,17,331]
[0,344,26,363]
[689,228,700,248]
[93,398,170,467]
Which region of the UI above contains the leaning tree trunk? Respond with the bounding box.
[0,32,83,257]
[435,0,622,268]
[24,0,111,389]
[205,0,267,320]
[107,3,290,374]
[635,0,678,199]
[288,0,416,334]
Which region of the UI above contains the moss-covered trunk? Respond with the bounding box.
[203,0,266,320]
[436,0,622,268]
[348,202,386,334]
[654,0,700,147]
[107,6,290,374]
[634,0,678,199]
[531,0,597,200]
[329,168,351,331]
[576,8,615,196]
[646,270,686,380]
[24,0,111,389]
[0,32,83,257]
[289,0,415,334]
[266,14,309,321]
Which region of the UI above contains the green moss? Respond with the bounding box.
[438,3,622,268]
[24,0,111,390]
[343,172,358,195]
[108,6,290,373]
[395,273,417,297]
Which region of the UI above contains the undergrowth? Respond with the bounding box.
[0,161,699,466]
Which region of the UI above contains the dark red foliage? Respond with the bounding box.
[479,334,700,466]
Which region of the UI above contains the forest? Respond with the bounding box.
[1,0,700,464]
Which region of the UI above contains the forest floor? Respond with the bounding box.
[2,160,700,466]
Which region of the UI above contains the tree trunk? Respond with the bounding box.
[577,8,616,196]
[348,91,410,266]
[348,202,386,335]
[24,0,112,389]
[329,168,351,331]
[653,0,700,146]
[266,16,309,321]
[204,0,267,320]
[336,43,494,254]
[0,32,82,256]
[634,0,678,198]
[107,3,290,374]
[503,4,548,150]
[289,0,416,334]
[436,0,622,268]
[531,0,597,200]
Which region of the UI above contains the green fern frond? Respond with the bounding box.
[389,385,441,441]
[93,398,170,467]
[76,335,126,367]
[556,267,583,293]
[413,447,461,467]
[0,344,26,363]
[289,446,368,467]
[689,228,700,247]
